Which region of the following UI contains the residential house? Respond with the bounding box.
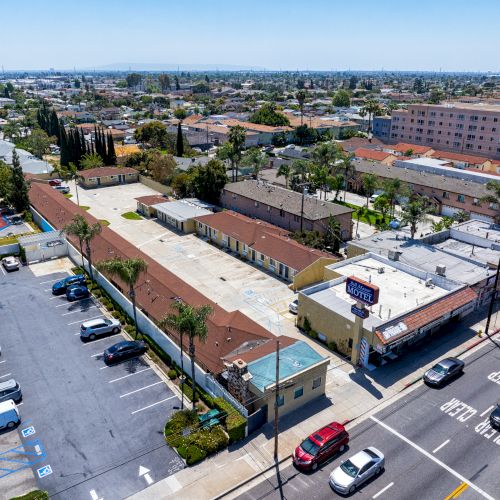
[77,167,139,188]
[353,148,397,165]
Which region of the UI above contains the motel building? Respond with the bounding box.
[297,253,477,368]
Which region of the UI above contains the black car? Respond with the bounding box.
[52,274,86,295]
[423,357,464,387]
[103,340,147,364]
[490,405,500,430]
[66,284,90,301]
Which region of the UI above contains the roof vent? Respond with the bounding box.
[435,264,446,276]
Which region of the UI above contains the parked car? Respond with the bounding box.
[489,404,500,430]
[0,379,22,404]
[53,185,70,194]
[423,357,464,387]
[0,206,14,216]
[52,274,86,295]
[329,447,385,495]
[80,318,121,341]
[2,256,20,272]
[0,399,20,430]
[103,340,147,364]
[289,299,298,314]
[48,178,62,186]
[293,422,349,471]
[66,284,90,301]
[10,215,23,225]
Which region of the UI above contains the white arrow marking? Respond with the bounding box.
[139,465,153,485]
[89,489,103,500]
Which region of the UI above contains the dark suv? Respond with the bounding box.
[293,422,349,471]
[103,340,147,364]
[52,274,86,295]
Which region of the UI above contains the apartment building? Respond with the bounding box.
[390,103,500,160]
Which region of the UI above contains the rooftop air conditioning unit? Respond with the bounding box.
[425,278,434,287]
[378,267,385,274]
[436,265,446,276]
[388,250,401,261]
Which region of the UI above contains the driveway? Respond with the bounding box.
[0,263,183,499]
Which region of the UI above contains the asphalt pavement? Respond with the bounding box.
[0,264,184,499]
[239,342,500,500]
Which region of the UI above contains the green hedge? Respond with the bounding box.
[10,491,49,500]
[212,397,246,443]
[141,335,172,366]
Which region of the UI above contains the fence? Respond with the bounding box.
[30,206,56,233]
[139,175,173,196]
[0,242,19,256]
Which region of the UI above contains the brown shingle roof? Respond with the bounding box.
[29,183,273,373]
[135,195,169,206]
[78,167,138,179]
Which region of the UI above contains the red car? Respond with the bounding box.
[49,178,62,186]
[293,422,349,471]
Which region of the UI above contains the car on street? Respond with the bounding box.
[66,284,90,301]
[104,340,147,364]
[293,422,349,471]
[0,379,22,404]
[80,318,121,341]
[48,178,62,186]
[489,404,500,430]
[2,256,20,271]
[423,357,464,387]
[53,185,70,194]
[52,274,86,295]
[289,298,298,314]
[329,447,385,495]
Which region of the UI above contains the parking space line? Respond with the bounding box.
[82,333,121,345]
[109,367,151,383]
[91,352,103,358]
[131,395,176,415]
[100,366,109,370]
[0,266,5,276]
[39,278,63,284]
[68,316,102,325]
[56,298,92,308]
[433,439,450,453]
[373,482,394,499]
[49,296,62,301]
[120,381,163,398]
[480,405,495,417]
[370,416,495,500]
[0,373,12,379]
[62,305,98,316]
[0,360,6,364]
[43,288,53,292]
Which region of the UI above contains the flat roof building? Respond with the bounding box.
[153,199,213,233]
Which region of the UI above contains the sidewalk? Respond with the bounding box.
[129,309,498,500]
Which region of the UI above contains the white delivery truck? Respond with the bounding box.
[0,399,20,430]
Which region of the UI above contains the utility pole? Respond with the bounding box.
[274,340,280,461]
[484,255,500,348]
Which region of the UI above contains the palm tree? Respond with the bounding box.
[382,178,408,218]
[242,148,267,180]
[362,173,378,207]
[296,90,307,126]
[51,162,81,206]
[159,301,213,410]
[311,142,340,173]
[338,152,355,201]
[63,215,87,270]
[326,173,344,201]
[228,125,246,182]
[355,207,370,236]
[83,222,102,282]
[96,257,148,335]
[277,164,291,188]
[361,99,381,136]
[310,164,329,200]
[373,194,391,221]
[291,159,310,183]
[401,200,429,239]
[481,181,500,208]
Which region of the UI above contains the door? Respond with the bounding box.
[236,241,239,252]
[119,174,125,183]
[251,250,256,261]
[97,178,101,186]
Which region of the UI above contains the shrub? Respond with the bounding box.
[212,397,247,443]
[190,426,228,454]
[328,341,338,352]
[112,310,122,320]
[308,329,318,340]
[142,335,172,366]
[124,325,136,337]
[303,317,312,334]
[184,444,207,466]
[181,382,199,403]
[10,491,49,500]
[168,369,177,380]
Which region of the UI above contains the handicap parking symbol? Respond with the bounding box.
[37,464,52,478]
[21,426,36,438]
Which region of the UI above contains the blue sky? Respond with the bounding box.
[0,0,498,72]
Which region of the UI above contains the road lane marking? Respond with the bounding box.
[67,315,102,325]
[372,482,394,499]
[120,381,163,398]
[0,373,12,379]
[444,482,469,499]
[433,439,450,453]
[62,305,98,316]
[109,367,151,383]
[480,405,495,417]
[370,416,495,500]
[131,395,176,415]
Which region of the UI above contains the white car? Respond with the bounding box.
[2,256,20,272]
[80,318,121,341]
[329,447,385,495]
[289,298,298,314]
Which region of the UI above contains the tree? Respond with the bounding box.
[309,164,329,200]
[176,123,184,157]
[23,129,53,159]
[82,219,102,282]
[8,150,30,212]
[277,164,291,188]
[249,103,290,127]
[332,90,351,108]
[338,152,355,201]
[382,178,408,217]
[453,210,471,223]
[355,206,370,235]
[80,153,104,170]
[227,125,246,182]
[146,151,176,183]
[272,131,287,147]
[326,173,344,201]
[174,108,187,121]
[361,99,382,135]
[159,301,212,410]
[311,142,340,173]
[51,162,81,205]
[158,74,171,92]
[171,172,192,198]
[296,90,307,126]
[481,181,500,207]
[174,75,180,91]
[134,121,169,149]
[428,88,444,104]
[242,148,267,179]
[106,133,117,165]
[126,73,142,89]
[294,124,317,145]
[3,121,21,141]
[0,160,12,200]
[401,200,429,239]
[323,215,342,252]
[348,76,358,90]
[362,173,378,206]
[373,194,391,220]
[190,159,228,204]
[291,159,310,182]
[96,257,148,335]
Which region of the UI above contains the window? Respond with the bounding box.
[443,191,449,199]
[293,214,300,222]
[279,209,284,217]
[294,386,304,399]
[469,125,477,131]
[254,201,259,207]
[470,115,478,121]
[473,198,480,206]
[276,394,284,407]
[312,377,322,390]
[457,194,465,203]
[453,141,461,147]
[269,258,276,267]
[259,253,265,261]
[458,114,465,120]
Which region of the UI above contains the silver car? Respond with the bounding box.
[80,318,121,341]
[2,256,20,272]
[423,357,464,387]
[0,379,22,404]
[329,447,385,495]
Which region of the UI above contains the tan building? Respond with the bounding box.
[77,167,139,188]
[135,195,170,217]
[154,199,213,233]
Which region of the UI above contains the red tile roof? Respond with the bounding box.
[354,148,394,162]
[29,183,273,373]
[375,287,477,345]
[392,143,434,154]
[193,211,335,272]
[78,167,138,179]
[430,150,490,165]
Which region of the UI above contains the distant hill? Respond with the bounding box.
[90,62,266,72]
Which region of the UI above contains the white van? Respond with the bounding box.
[0,399,20,430]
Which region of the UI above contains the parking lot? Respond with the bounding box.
[0,261,184,499]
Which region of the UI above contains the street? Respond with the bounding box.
[239,341,500,500]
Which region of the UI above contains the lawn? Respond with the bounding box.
[79,206,90,211]
[121,211,142,220]
[99,219,110,226]
[64,193,73,198]
[336,200,391,225]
